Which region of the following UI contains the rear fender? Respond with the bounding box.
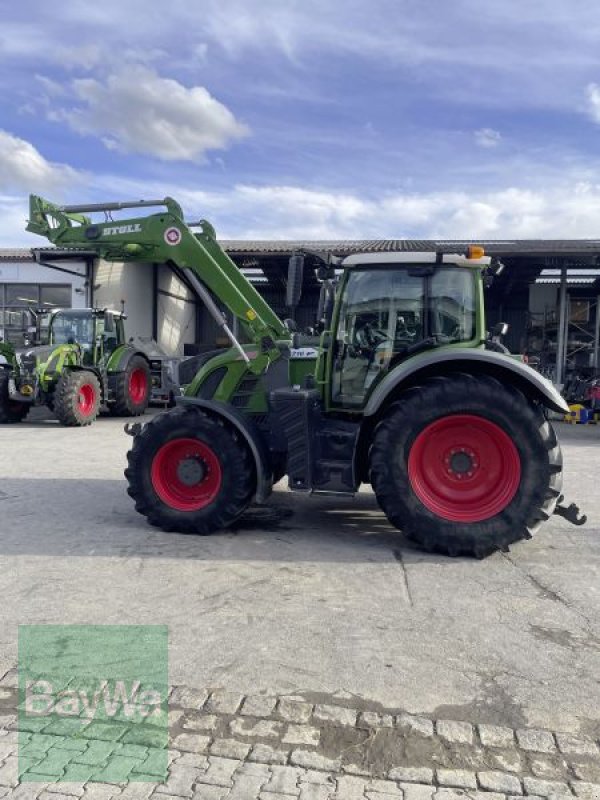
[106,345,147,373]
[354,350,568,485]
[175,396,273,503]
[364,349,568,416]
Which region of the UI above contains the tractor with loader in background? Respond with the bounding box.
[25,194,584,557]
[0,305,152,426]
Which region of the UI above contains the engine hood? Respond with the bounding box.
[14,345,60,366]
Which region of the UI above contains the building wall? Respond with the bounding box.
[93,259,154,340]
[0,259,88,343]
[156,265,197,355]
[93,260,199,356]
[0,260,87,306]
[529,284,558,316]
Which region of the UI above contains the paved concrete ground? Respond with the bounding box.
[0,408,598,740]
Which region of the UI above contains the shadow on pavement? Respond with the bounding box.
[0,475,442,563]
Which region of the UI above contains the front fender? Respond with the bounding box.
[175,396,273,503]
[364,349,569,415]
[106,345,146,373]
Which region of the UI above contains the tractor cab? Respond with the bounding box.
[45,309,126,366]
[328,251,487,408]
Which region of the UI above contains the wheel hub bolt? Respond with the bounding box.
[177,457,206,486]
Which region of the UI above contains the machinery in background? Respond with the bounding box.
[0,307,152,425]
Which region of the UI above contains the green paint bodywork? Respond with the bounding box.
[25,194,492,422]
[0,341,15,364]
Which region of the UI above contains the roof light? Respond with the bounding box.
[467,245,485,259]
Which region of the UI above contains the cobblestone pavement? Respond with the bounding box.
[1,672,599,800]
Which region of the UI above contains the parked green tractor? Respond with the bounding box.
[0,306,151,426]
[25,194,584,557]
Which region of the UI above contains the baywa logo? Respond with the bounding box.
[25,678,162,720]
[18,625,168,784]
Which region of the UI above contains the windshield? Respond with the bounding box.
[332,266,476,406]
[50,311,94,346]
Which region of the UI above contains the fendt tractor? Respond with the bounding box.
[26,194,585,557]
[0,305,152,426]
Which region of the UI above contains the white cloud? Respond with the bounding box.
[142,180,600,240]
[5,175,600,246]
[474,128,502,148]
[61,67,249,162]
[4,2,599,109]
[35,74,68,97]
[585,83,600,123]
[0,195,39,246]
[0,130,80,192]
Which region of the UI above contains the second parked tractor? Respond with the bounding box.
[0,307,152,426]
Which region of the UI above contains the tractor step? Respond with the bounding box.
[270,387,359,494]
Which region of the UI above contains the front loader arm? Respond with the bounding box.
[27,195,289,370]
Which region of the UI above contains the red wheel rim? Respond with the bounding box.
[78,384,96,416]
[408,414,521,523]
[151,437,222,511]
[129,368,148,404]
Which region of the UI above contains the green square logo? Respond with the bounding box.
[18,625,168,783]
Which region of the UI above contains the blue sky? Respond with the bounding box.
[3,0,600,245]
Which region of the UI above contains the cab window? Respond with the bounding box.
[332,267,476,407]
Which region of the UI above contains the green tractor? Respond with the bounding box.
[26,194,584,557]
[0,306,151,426]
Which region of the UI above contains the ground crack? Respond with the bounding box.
[392,549,414,607]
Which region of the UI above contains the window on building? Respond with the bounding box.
[0,284,72,344]
[6,284,40,307]
[40,285,72,308]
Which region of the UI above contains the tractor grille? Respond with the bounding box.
[196,368,226,400]
[17,353,37,374]
[231,376,260,409]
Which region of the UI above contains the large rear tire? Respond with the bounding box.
[0,371,29,423]
[369,373,562,558]
[110,356,151,417]
[125,406,255,533]
[54,371,101,427]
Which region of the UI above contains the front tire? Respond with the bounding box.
[125,406,255,533]
[54,371,101,426]
[0,371,29,423]
[370,373,562,558]
[110,356,151,417]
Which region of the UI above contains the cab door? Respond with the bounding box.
[330,268,425,409]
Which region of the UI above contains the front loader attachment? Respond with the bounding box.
[27,195,90,243]
[26,195,185,245]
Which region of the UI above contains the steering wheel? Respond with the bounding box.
[355,323,388,350]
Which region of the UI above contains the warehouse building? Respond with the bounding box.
[1,240,600,388]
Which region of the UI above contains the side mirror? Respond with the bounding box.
[483,271,494,289]
[492,322,509,338]
[287,254,304,309]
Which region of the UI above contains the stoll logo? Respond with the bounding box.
[18,625,168,784]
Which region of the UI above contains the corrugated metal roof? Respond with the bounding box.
[218,239,600,256]
[0,248,95,262]
[0,248,35,261]
[3,238,600,261]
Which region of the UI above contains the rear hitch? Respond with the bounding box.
[124,422,143,437]
[553,496,587,526]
